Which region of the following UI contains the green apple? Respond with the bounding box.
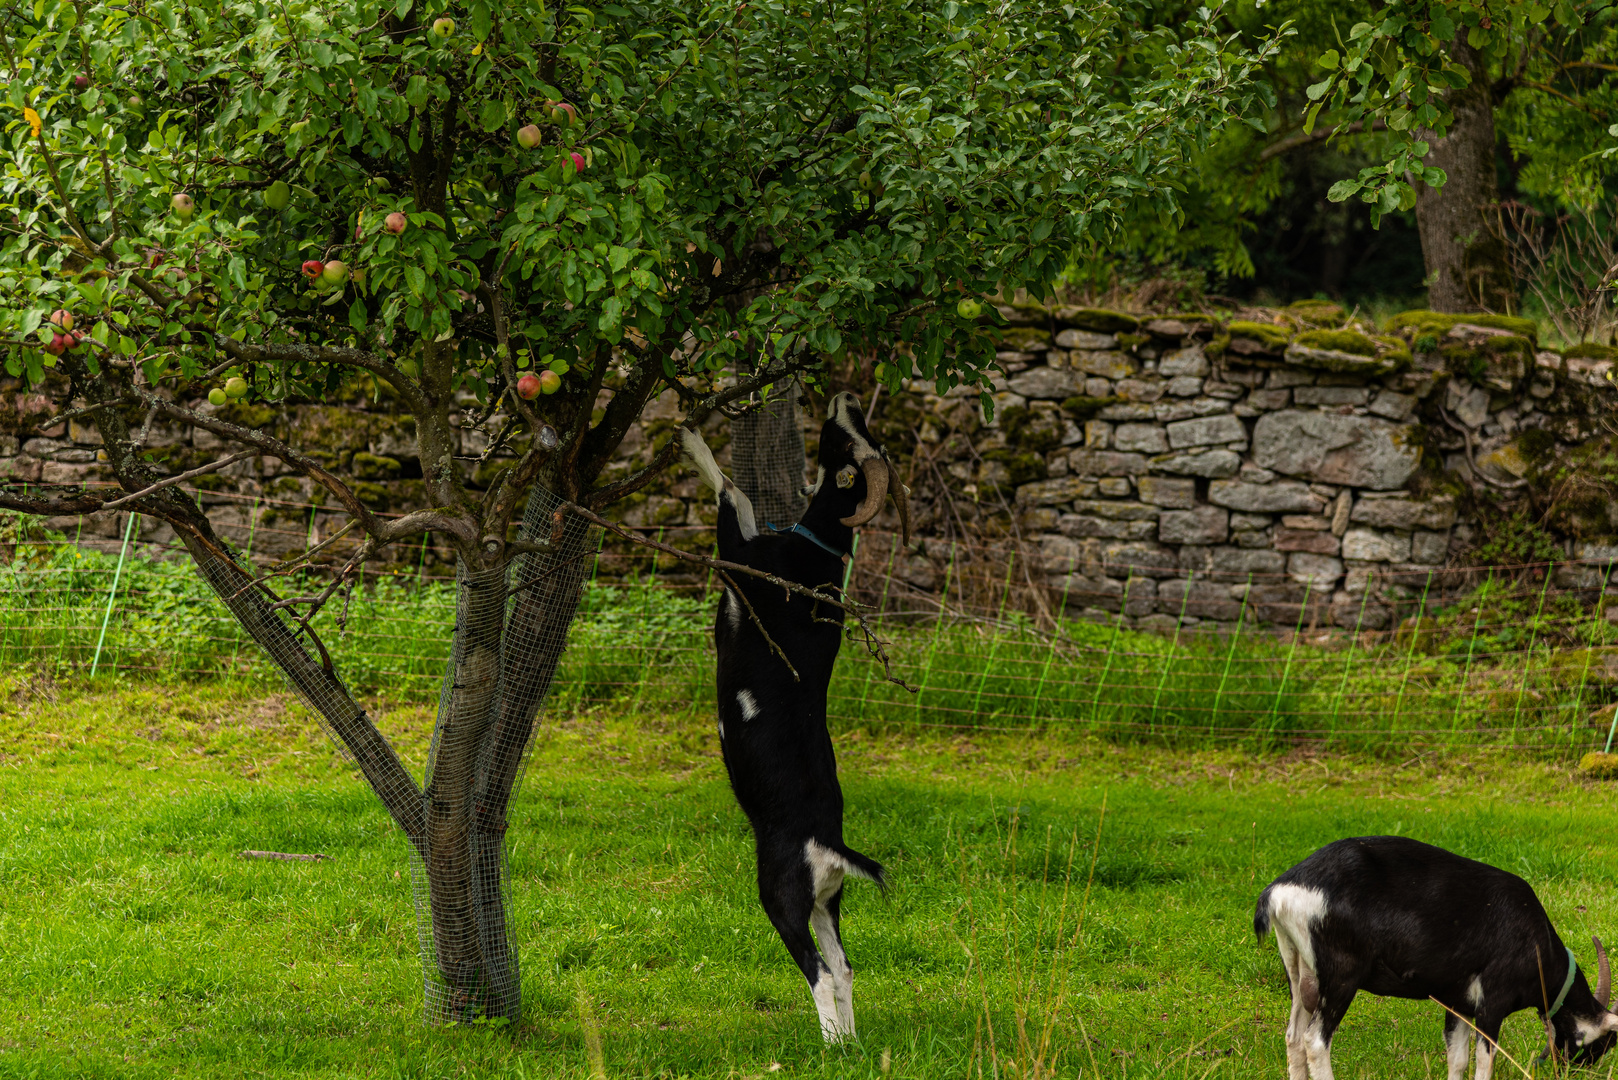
[171,193,195,218]
[319,260,350,287]
[956,297,983,319]
[224,376,249,398]
[208,388,228,406]
[263,181,290,210]
[431,17,455,37]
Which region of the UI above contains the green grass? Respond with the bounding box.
[6,675,1618,1078]
[4,521,1615,757]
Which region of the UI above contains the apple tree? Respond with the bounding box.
[0,0,1282,1023]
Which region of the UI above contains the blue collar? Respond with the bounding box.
[767,522,847,560]
[1550,946,1579,1018]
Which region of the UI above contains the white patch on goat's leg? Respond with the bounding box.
[1303,1010,1335,1080]
[1445,1018,1473,1080]
[737,689,760,721]
[1472,1034,1495,1080]
[1272,920,1312,1080]
[811,904,854,1037]
[809,967,847,1042]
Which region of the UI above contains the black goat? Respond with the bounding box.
[1255,836,1616,1080]
[678,391,908,1042]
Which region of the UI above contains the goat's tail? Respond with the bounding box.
[836,842,888,895]
[1253,886,1274,940]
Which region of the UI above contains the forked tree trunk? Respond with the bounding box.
[415,486,594,1022]
[729,380,807,528]
[1415,34,1513,313]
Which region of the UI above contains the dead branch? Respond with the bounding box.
[98,450,258,511]
[239,850,329,861]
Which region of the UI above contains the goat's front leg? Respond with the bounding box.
[1471,1024,1500,1080]
[1443,1013,1474,1080]
[679,426,758,550]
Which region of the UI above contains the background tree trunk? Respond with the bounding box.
[729,381,808,528]
[1415,34,1513,313]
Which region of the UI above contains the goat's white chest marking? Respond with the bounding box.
[737,689,760,721]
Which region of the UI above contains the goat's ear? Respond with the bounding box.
[1601,1012,1618,1033]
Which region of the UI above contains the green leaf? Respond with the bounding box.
[1318,49,1339,70]
[405,75,429,109]
[1326,178,1361,202]
[349,299,368,331]
[478,98,506,132]
[1305,78,1332,101]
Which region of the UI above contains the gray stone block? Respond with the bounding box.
[1008,368,1083,400]
[1233,529,1273,549]
[1166,414,1246,449]
[1121,576,1159,617]
[1208,479,1326,514]
[1058,515,1158,540]
[1114,424,1169,454]
[1051,574,1126,612]
[1288,552,1345,587]
[1148,449,1242,478]
[1137,476,1197,508]
[1293,385,1370,406]
[1016,475,1096,505]
[1247,389,1292,410]
[1071,500,1159,520]
[1068,450,1150,478]
[1166,376,1205,397]
[1349,494,1458,531]
[1097,477,1132,497]
[1230,513,1272,530]
[1210,547,1287,576]
[1267,369,1316,388]
[1204,382,1246,401]
[1410,529,1450,565]
[1101,541,1182,578]
[1159,345,1210,378]
[1115,378,1165,403]
[1055,329,1117,350]
[1084,420,1112,449]
[1341,527,1411,562]
[1274,529,1341,555]
[1098,403,1156,422]
[1251,410,1422,490]
[1084,377,1114,397]
[1038,533,1085,574]
[1369,390,1416,420]
[1158,578,1244,621]
[1073,350,1139,380]
[1159,505,1229,545]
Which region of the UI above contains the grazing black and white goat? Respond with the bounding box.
[678,391,909,1042]
[1255,836,1617,1080]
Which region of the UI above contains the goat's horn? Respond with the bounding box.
[1596,935,1610,1009]
[840,457,889,528]
[888,460,912,547]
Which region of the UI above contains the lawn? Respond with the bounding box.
[3,674,1617,1079]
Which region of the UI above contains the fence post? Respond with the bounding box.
[90,511,138,677]
[1390,571,1434,732]
[1088,574,1133,729]
[1509,563,1556,745]
[1570,560,1613,752]
[1209,574,1252,733]
[1328,578,1374,743]
[856,535,901,716]
[1267,578,1313,739]
[1149,571,1195,735]
[1447,572,1490,747]
[969,551,1019,722]
[915,541,957,725]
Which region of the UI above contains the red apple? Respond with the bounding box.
[549,101,578,126]
[302,259,325,279]
[354,220,364,241]
[72,75,91,91]
[516,372,542,400]
[49,309,74,332]
[385,212,408,234]
[567,151,585,174]
[538,369,561,395]
[43,333,68,356]
[517,124,543,150]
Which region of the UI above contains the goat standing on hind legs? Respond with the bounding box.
[679,391,909,1043]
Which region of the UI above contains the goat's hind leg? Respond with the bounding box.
[758,844,846,1042]
[810,882,854,1037]
[1274,932,1314,1080]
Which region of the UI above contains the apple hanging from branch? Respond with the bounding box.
[171,193,195,219]
[516,124,543,150]
[384,212,408,234]
[431,17,454,38]
[302,259,325,279]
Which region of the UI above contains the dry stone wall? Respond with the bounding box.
[4,298,1616,633]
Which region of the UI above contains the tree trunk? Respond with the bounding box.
[1415,35,1513,313]
[414,485,594,1023]
[729,380,808,528]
